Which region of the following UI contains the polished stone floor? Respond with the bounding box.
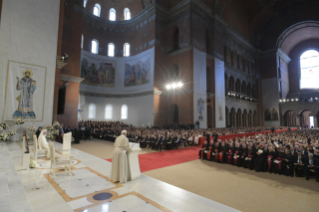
[0,141,240,212]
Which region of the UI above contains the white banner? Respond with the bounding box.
[193,48,207,128]
[215,58,226,128]
[3,61,47,122]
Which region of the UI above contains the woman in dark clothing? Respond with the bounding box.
[36,127,42,139]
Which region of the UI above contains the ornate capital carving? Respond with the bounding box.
[60,75,84,84]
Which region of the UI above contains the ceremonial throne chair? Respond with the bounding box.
[33,134,49,159]
[49,142,74,178]
[63,132,72,151]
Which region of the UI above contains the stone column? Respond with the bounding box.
[295,115,300,127]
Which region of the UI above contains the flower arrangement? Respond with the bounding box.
[27,125,36,132]
[0,126,3,133]
[14,119,25,125]
[0,123,9,130]
[46,134,54,140]
[0,133,9,141]
[8,130,16,136]
[52,121,61,129]
[46,125,54,131]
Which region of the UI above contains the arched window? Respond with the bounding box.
[108,43,115,57]
[105,104,113,119]
[88,104,96,119]
[109,8,116,21]
[81,34,84,49]
[93,4,101,17]
[124,8,131,20]
[123,43,130,57]
[300,50,319,89]
[121,104,128,120]
[91,40,98,54]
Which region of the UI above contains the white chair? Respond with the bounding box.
[49,141,74,178]
[33,134,48,159]
[63,132,72,151]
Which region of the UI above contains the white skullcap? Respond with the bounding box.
[121,130,127,134]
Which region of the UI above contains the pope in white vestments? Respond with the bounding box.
[37,129,50,158]
[111,130,131,183]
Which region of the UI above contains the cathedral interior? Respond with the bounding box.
[0,0,319,212]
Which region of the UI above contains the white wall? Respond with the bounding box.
[0,0,60,132]
[193,48,207,128]
[79,94,154,127]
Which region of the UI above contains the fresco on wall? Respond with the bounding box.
[3,61,46,122]
[264,108,279,121]
[81,57,115,87]
[124,56,151,87]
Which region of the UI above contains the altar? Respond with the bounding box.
[128,142,142,180]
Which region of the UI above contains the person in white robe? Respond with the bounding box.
[37,129,50,158]
[111,130,131,183]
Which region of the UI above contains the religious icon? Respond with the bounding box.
[218,105,223,120]
[13,70,37,119]
[197,98,204,121]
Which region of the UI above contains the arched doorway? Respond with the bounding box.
[241,81,246,95]
[253,111,257,126]
[225,107,229,127]
[230,108,236,127]
[243,109,248,126]
[248,110,252,126]
[229,76,235,91]
[235,79,241,93]
[283,110,296,126]
[300,109,311,128]
[207,105,213,128]
[236,109,242,127]
[170,104,179,124]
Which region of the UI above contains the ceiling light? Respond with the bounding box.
[177,82,183,87]
[166,84,171,90]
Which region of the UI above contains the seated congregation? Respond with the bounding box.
[199,129,319,181]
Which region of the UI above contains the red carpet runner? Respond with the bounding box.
[105,146,200,172]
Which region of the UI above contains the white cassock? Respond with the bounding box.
[111,134,131,183]
[38,130,50,158]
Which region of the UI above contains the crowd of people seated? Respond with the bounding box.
[199,129,319,181]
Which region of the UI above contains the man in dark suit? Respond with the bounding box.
[173,135,181,149]
[154,135,162,151]
[157,136,166,151]
[301,146,308,157]
[304,153,319,181]
[293,150,304,177]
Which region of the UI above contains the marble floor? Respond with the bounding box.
[0,141,240,212]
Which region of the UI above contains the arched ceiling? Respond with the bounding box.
[224,0,319,50]
[277,22,319,55]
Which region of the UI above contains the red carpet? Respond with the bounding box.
[105,146,200,172]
